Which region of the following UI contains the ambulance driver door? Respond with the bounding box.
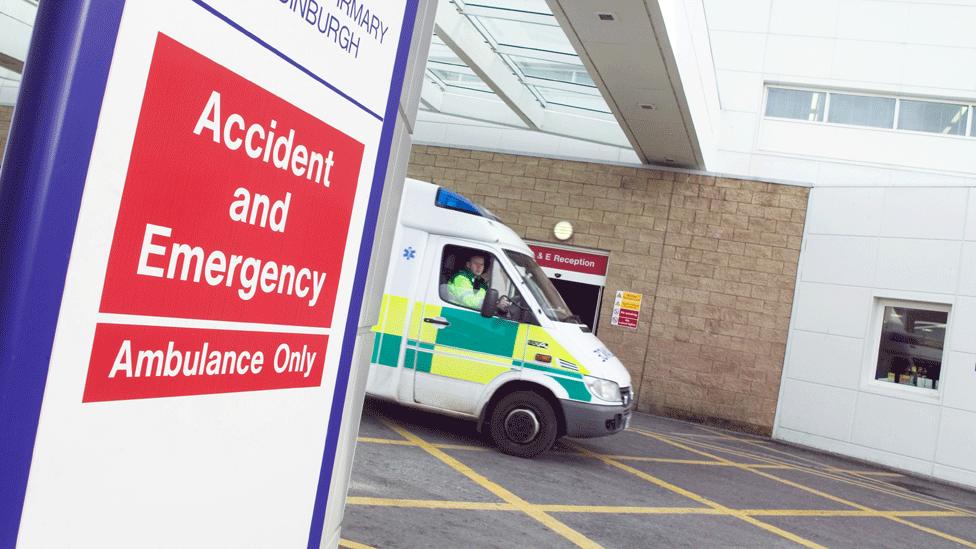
[412,239,524,414]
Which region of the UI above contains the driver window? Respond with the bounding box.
[438,245,535,324]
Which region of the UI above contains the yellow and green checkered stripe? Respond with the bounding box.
[370,294,591,402]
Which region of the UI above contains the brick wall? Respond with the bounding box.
[407,145,808,434]
[0,105,13,165]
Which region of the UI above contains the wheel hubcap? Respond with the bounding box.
[504,408,540,444]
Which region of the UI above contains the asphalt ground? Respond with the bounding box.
[340,399,976,548]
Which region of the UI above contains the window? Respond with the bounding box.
[765,88,826,121]
[765,86,976,137]
[873,304,948,391]
[439,245,534,323]
[828,93,896,128]
[505,250,574,323]
[897,100,969,136]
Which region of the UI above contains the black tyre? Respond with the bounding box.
[488,391,558,458]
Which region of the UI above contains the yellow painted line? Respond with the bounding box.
[605,455,789,468]
[432,442,491,451]
[743,509,968,518]
[339,539,375,549]
[356,436,489,452]
[683,433,768,442]
[639,430,976,549]
[357,437,415,446]
[347,497,516,511]
[380,417,604,549]
[535,505,723,515]
[823,469,903,477]
[346,496,968,520]
[566,442,828,549]
[649,429,976,520]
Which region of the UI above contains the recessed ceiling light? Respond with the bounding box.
[597,13,615,21]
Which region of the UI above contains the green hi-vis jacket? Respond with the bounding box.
[448,269,487,309]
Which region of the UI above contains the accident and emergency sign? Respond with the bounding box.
[4,1,418,547]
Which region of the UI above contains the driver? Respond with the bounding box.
[447,254,511,313]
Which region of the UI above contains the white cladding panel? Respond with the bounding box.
[874,239,960,294]
[792,282,872,339]
[800,235,877,287]
[935,408,976,471]
[959,244,976,297]
[777,185,976,487]
[784,331,862,390]
[880,188,968,240]
[777,379,855,440]
[941,351,976,414]
[850,392,940,461]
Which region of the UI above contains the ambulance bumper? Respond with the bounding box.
[561,399,632,438]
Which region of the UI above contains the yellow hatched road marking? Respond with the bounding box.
[348,497,516,511]
[607,455,790,468]
[566,442,828,549]
[637,429,976,549]
[691,425,917,493]
[345,496,969,519]
[824,469,903,477]
[357,437,414,446]
[357,436,788,463]
[379,417,604,549]
[356,436,489,451]
[653,428,976,519]
[339,539,375,549]
[743,509,969,518]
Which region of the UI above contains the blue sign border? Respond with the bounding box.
[0,2,419,547]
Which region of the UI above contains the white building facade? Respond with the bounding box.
[704,0,976,488]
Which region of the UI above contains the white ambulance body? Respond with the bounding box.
[366,179,632,457]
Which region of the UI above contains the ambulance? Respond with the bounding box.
[365,179,633,457]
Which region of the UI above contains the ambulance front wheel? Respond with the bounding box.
[488,391,558,458]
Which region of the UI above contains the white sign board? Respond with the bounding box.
[12,1,416,547]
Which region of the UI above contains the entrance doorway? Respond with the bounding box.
[526,242,609,334]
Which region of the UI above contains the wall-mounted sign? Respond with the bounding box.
[611,291,642,329]
[529,243,609,284]
[0,1,418,547]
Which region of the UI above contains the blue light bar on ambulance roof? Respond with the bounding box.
[434,187,498,220]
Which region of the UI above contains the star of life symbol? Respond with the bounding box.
[403,247,416,260]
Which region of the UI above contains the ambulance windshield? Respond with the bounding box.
[505,251,575,323]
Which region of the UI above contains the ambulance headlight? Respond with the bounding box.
[584,376,621,403]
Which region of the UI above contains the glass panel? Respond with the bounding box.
[765,88,826,121]
[466,0,552,15]
[440,246,492,311]
[512,57,594,87]
[440,245,530,323]
[505,251,574,323]
[477,16,576,55]
[536,86,610,113]
[428,66,493,93]
[428,38,465,66]
[827,93,896,128]
[874,306,947,390]
[897,100,968,135]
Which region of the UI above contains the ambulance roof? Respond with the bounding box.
[400,178,532,255]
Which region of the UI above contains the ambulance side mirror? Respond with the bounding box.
[481,288,499,318]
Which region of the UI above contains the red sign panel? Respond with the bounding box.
[100,34,364,326]
[83,325,326,402]
[85,34,363,402]
[529,245,608,276]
